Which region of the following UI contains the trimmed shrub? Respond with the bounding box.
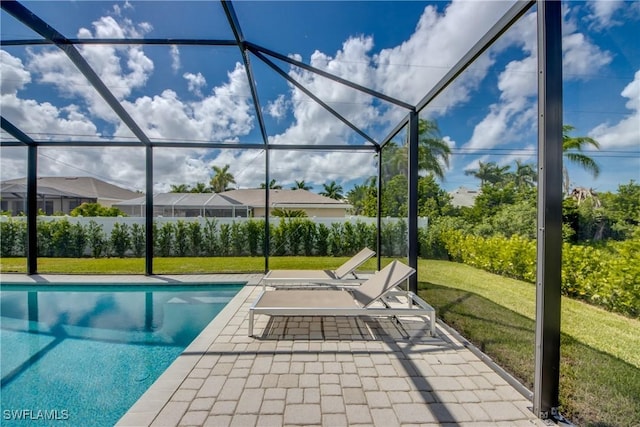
[130,223,145,257]
[110,222,130,257]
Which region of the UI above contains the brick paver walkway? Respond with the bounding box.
[115,279,544,427]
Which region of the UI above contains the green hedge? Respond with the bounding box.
[441,228,640,318]
[0,217,405,259]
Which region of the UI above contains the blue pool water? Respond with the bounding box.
[0,284,242,426]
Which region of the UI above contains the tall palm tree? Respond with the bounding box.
[260,179,282,189]
[512,160,537,188]
[291,180,312,190]
[464,161,510,186]
[381,119,451,180]
[210,164,235,193]
[563,125,600,193]
[190,182,212,193]
[319,180,344,200]
[346,183,372,215]
[417,119,451,179]
[169,184,189,193]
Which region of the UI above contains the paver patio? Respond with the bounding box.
[112,276,545,427]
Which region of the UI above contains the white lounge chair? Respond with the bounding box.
[261,247,375,288]
[249,260,436,337]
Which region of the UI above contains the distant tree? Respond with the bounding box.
[320,181,344,200]
[563,124,601,193]
[70,202,126,217]
[291,180,312,190]
[347,180,375,215]
[465,161,511,186]
[417,119,451,179]
[272,208,307,217]
[511,160,537,189]
[190,182,212,193]
[260,179,282,189]
[210,164,236,193]
[170,184,189,193]
[381,119,451,180]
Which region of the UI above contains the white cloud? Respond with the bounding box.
[183,72,206,97]
[373,1,512,112]
[114,62,253,143]
[464,7,612,153]
[265,94,288,120]
[26,13,154,122]
[0,50,31,95]
[170,45,181,73]
[589,70,640,150]
[587,0,624,29]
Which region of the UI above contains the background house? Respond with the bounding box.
[221,189,352,218]
[114,193,250,218]
[0,177,139,215]
[448,186,480,208]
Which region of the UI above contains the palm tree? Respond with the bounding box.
[319,180,344,200]
[464,161,510,186]
[381,119,451,180]
[416,119,451,179]
[563,125,600,193]
[512,160,537,188]
[169,184,189,193]
[291,180,312,190]
[190,182,212,193]
[260,179,282,189]
[346,183,372,215]
[210,164,235,193]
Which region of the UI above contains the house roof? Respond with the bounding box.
[0,182,87,198]
[2,177,139,201]
[114,193,242,208]
[221,189,351,209]
[449,186,480,208]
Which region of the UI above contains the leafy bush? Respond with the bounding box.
[245,220,263,256]
[130,223,145,257]
[202,219,219,256]
[218,223,231,256]
[231,222,245,256]
[442,228,639,318]
[315,223,330,256]
[87,220,108,258]
[156,222,174,257]
[110,222,130,257]
[0,220,18,257]
[174,220,190,257]
[70,202,126,217]
[187,221,202,256]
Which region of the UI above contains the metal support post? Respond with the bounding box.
[265,148,270,272]
[376,146,383,271]
[145,146,154,275]
[407,111,419,293]
[534,0,563,419]
[27,145,37,274]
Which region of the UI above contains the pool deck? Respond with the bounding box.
[1,273,545,426]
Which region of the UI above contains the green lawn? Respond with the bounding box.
[418,259,640,427]
[2,256,638,425]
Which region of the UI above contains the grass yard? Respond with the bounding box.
[418,259,640,427]
[2,256,638,425]
[0,256,383,275]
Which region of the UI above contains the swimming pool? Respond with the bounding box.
[0,284,243,426]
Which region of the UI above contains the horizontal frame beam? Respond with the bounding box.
[0,140,376,151]
[1,38,238,47]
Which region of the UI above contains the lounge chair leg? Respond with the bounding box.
[249,310,254,337]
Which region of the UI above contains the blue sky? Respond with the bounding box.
[1,1,638,195]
